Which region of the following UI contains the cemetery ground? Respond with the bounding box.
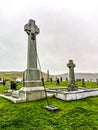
[0,81,98,130]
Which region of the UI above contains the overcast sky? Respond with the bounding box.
[0,0,98,74]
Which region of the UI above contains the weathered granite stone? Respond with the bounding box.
[67,60,78,91]
[24,19,40,81]
[19,19,46,101]
[0,19,46,103]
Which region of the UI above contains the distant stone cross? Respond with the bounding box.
[67,60,78,91]
[24,19,40,69]
[67,60,75,84]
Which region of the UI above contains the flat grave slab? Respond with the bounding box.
[44,105,59,111]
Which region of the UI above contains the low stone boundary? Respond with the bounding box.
[55,88,98,100]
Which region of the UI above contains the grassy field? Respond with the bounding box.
[45,80,98,89]
[0,81,98,130]
[0,71,23,81]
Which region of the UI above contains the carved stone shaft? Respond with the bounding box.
[24,19,40,81]
[67,60,75,84]
[67,60,78,91]
[24,19,40,69]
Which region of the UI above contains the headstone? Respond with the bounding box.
[10,81,16,90]
[60,77,62,82]
[76,79,79,82]
[3,79,6,86]
[66,77,68,81]
[47,70,50,81]
[79,79,81,82]
[50,78,52,82]
[56,78,60,86]
[96,79,98,85]
[67,60,78,91]
[82,78,85,87]
[41,77,44,86]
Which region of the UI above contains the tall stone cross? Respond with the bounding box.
[24,19,39,69]
[24,19,40,81]
[22,19,45,101]
[67,60,78,91]
[1,19,46,103]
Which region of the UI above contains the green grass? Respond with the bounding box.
[0,81,98,130]
[45,81,98,89]
[44,81,68,88]
[76,81,98,88]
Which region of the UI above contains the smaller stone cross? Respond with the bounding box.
[67,60,75,84]
[67,60,78,91]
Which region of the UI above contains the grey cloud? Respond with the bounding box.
[0,0,98,74]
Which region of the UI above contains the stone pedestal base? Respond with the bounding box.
[17,80,46,101]
[1,86,46,103]
[25,68,40,80]
[1,80,46,103]
[68,84,78,91]
[18,86,46,101]
[23,80,42,87]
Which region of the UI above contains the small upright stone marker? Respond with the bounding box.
[67,60,78,91]
[96,79,98,85]
[47,70,50,81]
[82,78,85,87]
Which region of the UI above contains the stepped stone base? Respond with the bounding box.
[0,94,26,103]
[68,84,78,91]
[18,86,46,101]
[23,80,42,87]
[0,80,46,103]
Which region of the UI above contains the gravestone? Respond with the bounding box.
[82,78,86,87]
[10,81,17,90]
[50,78,53,82]
[56,78,60,86]
[20,19,46,101]
[60,77,62,82]
[67,60,78,91]
[47,70,50,81]
[7,19,46,102]
[96,79,98,85]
